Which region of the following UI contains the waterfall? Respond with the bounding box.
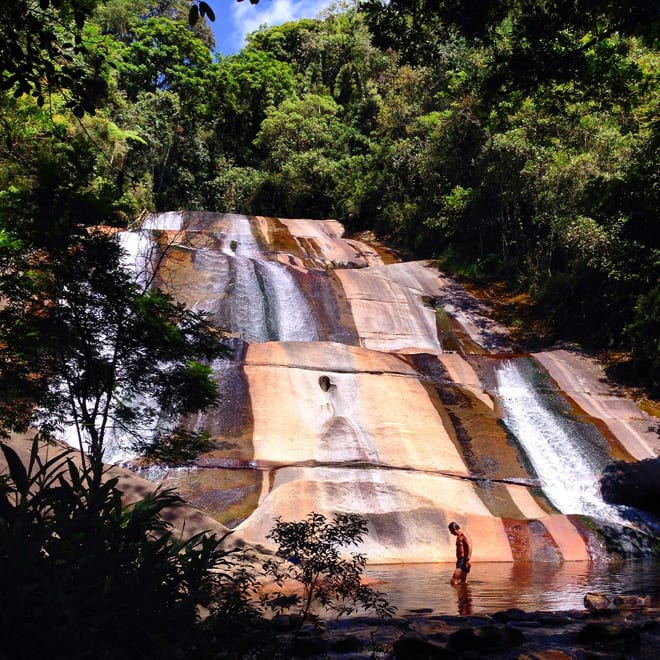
[142,211,183,231]
[117,230,154,284]
[183,214,317,342]
[258,260,319,342]
[226,257,271,342]
[218,214,261,257]
[496,359,625,525]
[219,258,318,342]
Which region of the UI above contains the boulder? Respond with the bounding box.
[584,591,652,611]
[584,592,610,611]
[600,457,660,515]
[448,624,524,652]
[393,631,456,659]
[493,607,537,622]
[576,621,640,649]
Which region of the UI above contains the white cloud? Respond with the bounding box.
[227,0,333,52]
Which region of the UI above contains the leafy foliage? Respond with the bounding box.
[1,0,658,392]
[0,0,106,117]
[263,512,395,632]
[0,229,228,485]
[0,437,251,659]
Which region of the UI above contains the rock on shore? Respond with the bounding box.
[258,604,660,659]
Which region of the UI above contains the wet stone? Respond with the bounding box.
[493,607,538,622]
[448,624,524,652]
[576,621,641,649]
[536,613,577,626]
[393,631,457,659]
[509,620,543,628]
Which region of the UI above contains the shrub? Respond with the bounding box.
[0,438,252,659]
[262,512,395,633]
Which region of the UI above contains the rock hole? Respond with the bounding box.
[318,375,332,392]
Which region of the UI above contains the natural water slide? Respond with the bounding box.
[112,212,660,562]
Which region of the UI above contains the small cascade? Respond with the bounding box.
[143,211,183,231]
[187,220,317,342]
[218,214,261,257]
[225,257,271,342]
[495,359,625,525]
[117,230,154,284]
[58,416,141,466]
[257,260,319,342]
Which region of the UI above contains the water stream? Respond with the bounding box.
[258,260,318,342]
[366,559,660,616]
[495,359,626,525]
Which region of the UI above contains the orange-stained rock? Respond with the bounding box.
[537,515,591,561]
[278,217,381,268]
[91,214,660,565]
[234,466,514,563]
[244,342,467,474]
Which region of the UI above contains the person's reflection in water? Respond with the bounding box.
[456,583,473,616]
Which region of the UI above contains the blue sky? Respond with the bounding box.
[209,0,334,56]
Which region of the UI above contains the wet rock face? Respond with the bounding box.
[600,457,660,515]
[448,624,524,652]
[131,213,659,563]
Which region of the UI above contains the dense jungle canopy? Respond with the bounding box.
[1,0,659,391]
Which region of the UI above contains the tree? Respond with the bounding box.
[361,1,659,94]
[117,15,213,103]
[0,0,246,116]
[262,512,395,633]
[253,93,360,217]
[0,228,228,488]
[207,50,297,165]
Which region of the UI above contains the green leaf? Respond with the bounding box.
[200,2,216,22]
[1,443,29,496]
[188,5,199,26]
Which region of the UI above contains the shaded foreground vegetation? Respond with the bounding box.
[0,439,392,658]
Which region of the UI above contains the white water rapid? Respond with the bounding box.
[496,359,625,525]
[258,260,318,342]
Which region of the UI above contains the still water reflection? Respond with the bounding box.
[366,560,660,616]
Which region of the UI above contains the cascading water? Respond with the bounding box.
[496,359,625,525]
[225,257,271,342]
[117,230,154,284]
[143,211,183,231]
[218,213,261,257]
[258,260,318,342]
[189,215,318,343]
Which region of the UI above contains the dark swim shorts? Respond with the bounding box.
[456,558,470,572]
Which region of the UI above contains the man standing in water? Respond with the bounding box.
[448,522,472,585]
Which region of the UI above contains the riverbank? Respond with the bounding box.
[260,602,660,659]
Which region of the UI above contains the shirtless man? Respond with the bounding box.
[448,521,472,585]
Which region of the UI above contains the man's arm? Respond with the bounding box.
[464,534,473,560]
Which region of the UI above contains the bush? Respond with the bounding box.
[0,438,253,659]
[0,441,394,658]
[262,512,395,633]
[626,285,660,392]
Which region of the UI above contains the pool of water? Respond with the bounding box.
[365,560,660,616]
